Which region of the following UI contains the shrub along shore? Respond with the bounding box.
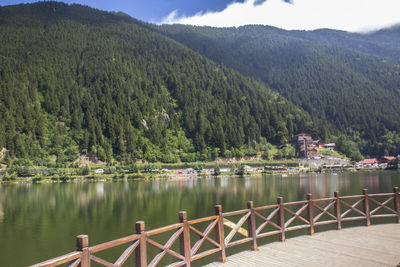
[3,159,391,185]
[0,160,302,184]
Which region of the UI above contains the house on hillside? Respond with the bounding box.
[318,143,336,150]
[324,143,336,150]
[292,133,313,143]
[380,156,396,164]
[292,133,318,158]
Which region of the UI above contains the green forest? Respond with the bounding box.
[159,24,400,157]
[2,2,399,167]
[0,2,330,166]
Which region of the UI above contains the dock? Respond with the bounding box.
[31,188,400,267]
[206,224,400,267]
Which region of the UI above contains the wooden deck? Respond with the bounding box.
[32,189,400,267]
[205,224,400,267]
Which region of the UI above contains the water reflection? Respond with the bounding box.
[0,170,399,266]
[96,183,104,196]
[0,204,3,222]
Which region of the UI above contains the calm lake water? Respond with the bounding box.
[1,170,399,266]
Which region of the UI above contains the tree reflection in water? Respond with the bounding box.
[0,170,399,266]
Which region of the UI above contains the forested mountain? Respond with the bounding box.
[0,2,326,165]
[293,26,400,63]
[158,24,400,156]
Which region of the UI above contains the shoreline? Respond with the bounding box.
[0,167,392,185]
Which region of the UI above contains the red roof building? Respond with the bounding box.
[380,156,396,164]
[359,158,378,165]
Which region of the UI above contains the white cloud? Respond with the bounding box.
[161,0,400,32]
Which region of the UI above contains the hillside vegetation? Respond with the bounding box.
[159,24,400,157]
[0,2,326,166]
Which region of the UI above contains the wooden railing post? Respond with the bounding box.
[393,187,400,223]
[247,201,258,251]
[76,235,90,267]
[334,191,342,230]
[179,211,191,266]
[306,194,314,235]
[277,197,286,241]
[135,221,147,267]
[363,189,371,226]
[215,205,226,263]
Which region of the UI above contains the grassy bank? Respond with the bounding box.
[0,159,300,184]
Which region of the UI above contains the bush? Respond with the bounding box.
[4,172,18,180]
[194,163,204,172]
[180,152,196,162]
[32,173,42,183]
[262,149,270,160]
[59,175,69,182]
[388,158,399,170]
[246,147,257,157]
[12,158,33,166]
[104,166,116,174]
[77,166,90,175]
[236,164,245,176]
[214,166,221,176]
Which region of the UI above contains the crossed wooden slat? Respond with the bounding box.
[67,258,80,267]
[284,204,309,228]
[224,212,251,246]
[147,228,185,267]
[313,200,337,223]
[255,207,281,235]
[90,240,140,267]
[370,196,396,215]
[223,218,248,237]
[341,198,365,218]
[190,219,219,257]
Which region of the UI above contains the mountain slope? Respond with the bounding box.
[0,2,325,164]
[292,26,400,63]
[159,24,400,156]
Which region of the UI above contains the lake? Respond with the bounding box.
[0,170,399,266]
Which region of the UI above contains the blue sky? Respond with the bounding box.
[2,0,400,32]
[1,0,247,23]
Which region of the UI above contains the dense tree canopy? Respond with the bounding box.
[0,2,326,165]
[159,24,400,157]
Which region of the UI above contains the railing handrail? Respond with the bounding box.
[30,187,400,267]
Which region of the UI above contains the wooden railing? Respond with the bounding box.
[31,187,400,267]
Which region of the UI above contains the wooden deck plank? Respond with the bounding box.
[205,224,400,267]
[283,235,398,265]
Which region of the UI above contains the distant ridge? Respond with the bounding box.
[158,23,400,157]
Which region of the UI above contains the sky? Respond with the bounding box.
[2,0,400,32]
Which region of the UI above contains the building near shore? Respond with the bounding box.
[379,156,396,164]
[292,133,318,158]
[359,158,378,166]
[319,143,336,150]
